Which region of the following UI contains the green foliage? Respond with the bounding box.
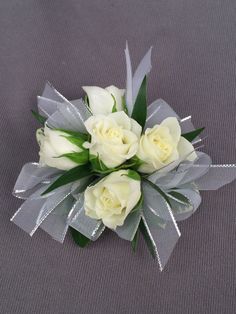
[182,127,205,142]
[31,110,47,125]
[42,164,92,195]
[70,227,91,247]
[125,169,141,181]
[121,95,128,114]
[139,218,157,259]
[55,129,88,141]
[57,151,89,165]
[131,76,147,129]
[131,229,139,252]
[111,94,117,113]
[89,154,109,174]
[168,191,190,205]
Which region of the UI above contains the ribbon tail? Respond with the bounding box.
[142,181,181,271]
[40,194,75,243]
[195,164,236,190]
[142,203,181,271]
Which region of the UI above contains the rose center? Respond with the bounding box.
[152,134,173,161]
[100,187,121,211]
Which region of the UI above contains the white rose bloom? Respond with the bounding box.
[84,170,141,229]
[36,126,84,171]
[82,85,125,115]
[84,111,142,168]
[137,117,197,173]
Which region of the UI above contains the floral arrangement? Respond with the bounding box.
[11,44,236,271]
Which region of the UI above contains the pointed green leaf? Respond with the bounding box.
[42,164,92,195]
[131,229,139,252]
[139,218,157,259]
[31,110,47,125]
[57,150,89,165]
[63,136,86,150]
[131,76,147,129]
[55,128,88,141]
[182,127,205,142]
[129,155,145,170]
[111,94,117,112]
[168,191,190,205]
[121,95,128,114]
[125,169,141,181]
[70,227,91,247]
[89,154,110,174]
[84,94,89,106]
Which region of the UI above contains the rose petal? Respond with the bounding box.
[105,85,125,111]
[82,86,114,115]
[160,117,181,143]
[178,137,197,161]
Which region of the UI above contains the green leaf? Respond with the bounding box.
[42,164,92,195]
[131,229,139,252]
[89,154,110,174]
[55,129,88,141]
[143,178,172,207]
[124,169,141,181]
[121,95,128,114]
[168,191,190,205]
[57,150,89,165]
[111,94,117,113]
[84,94,89,106]
[31,110,47,125]
[70,227,91,248]
[129,155,145,170]
[182,127,205,142]
[63,136,86,150]
[131,76,147,129]
[139,218,157,259]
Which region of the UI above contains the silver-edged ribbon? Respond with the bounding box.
[11,45,236,270]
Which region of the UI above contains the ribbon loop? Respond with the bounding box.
[13,163,60,199]
[11,185,72,237]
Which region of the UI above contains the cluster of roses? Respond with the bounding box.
[37,85,196,230]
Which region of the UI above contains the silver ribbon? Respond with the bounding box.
[11,47,236,271]
[11,83,104,243]
[125,42,152,115]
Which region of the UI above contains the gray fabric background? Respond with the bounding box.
[0,1,235,313]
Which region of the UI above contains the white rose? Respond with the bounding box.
[84,170,141,229]
[36,126,87,171]
[137,117,197,173]
[84,111,142,168]
[82,85,125,115]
